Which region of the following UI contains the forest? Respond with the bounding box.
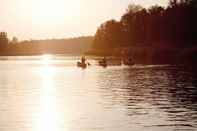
[91,0,197,64]
[0,36,93,56]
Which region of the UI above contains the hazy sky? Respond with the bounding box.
[0,0,168,40]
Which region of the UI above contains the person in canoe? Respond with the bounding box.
[77,56,90,68]
[123,57,135,66]
[99,57,107,67]
[81,56,86,63]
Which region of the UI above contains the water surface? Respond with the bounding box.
[0,56,197,131]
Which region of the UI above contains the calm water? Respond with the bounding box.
[0,55,197,131]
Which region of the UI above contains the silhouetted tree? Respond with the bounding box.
[0,32,8,50]
[126,4,143,14]
[10,37,18,44]
[93,0,197,49]
[93,20,123,49]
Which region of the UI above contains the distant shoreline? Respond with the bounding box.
[0,36,94,56]
[0,53,83,57]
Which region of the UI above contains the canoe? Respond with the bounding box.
[77,62,87,68]
[123,60,135,66]
[99,61,107,67]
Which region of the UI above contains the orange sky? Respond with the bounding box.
[0,0,168,40]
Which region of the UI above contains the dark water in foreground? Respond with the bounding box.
[0,56,197,131]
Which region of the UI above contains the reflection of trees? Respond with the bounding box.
[96,66,197,126]
[164,67,197,109]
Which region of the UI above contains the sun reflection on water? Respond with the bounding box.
[41,54,53,65]
[34,55,61,131]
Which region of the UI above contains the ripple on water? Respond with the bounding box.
[0,57,197,131]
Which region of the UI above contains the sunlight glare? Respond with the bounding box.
[31,0,81,25]
[41,54,53,65]
[38,54,56,78]
[34,64,61,131]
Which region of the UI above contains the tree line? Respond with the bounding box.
[0,34,93,55]
[93,0,197,50]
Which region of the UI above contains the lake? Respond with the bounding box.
[0,55,197,131]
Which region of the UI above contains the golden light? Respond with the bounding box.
[41,54,53,65]
[34,55,61,131]
[36,72,58,131]
[38,54,55,79]
[31,0,81,26]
